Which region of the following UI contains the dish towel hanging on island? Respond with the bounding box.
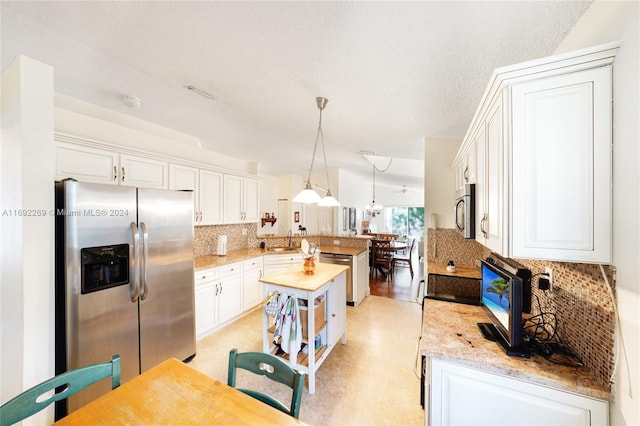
[272,293,302,358]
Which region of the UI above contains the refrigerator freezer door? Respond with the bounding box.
[137,188,196,373]
[60,181,140,412]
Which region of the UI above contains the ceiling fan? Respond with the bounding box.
[395,185,411,194]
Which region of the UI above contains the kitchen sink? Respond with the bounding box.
[266,247,299,252]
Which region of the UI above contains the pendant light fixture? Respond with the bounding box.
[366,165,383,217]
[293,97,340,206]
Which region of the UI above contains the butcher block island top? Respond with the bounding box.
[420,298,611,401]
[260,263,349,292]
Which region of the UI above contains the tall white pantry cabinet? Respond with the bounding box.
[453,41,619,263]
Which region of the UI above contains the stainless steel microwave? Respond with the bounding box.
[455,183,475,239]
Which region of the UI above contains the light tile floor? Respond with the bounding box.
[189,295,425,425]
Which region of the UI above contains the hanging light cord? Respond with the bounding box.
[372,165,377,203]
[374,157,393,173]
[319,114,334,196]
[303,101,327,188]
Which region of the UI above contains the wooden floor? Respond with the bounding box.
[369,248,424,303]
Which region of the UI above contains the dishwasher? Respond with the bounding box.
[319,252,354,306]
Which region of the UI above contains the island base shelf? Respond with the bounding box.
[270,344,328,368]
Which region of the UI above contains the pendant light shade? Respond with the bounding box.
[317,190,340,207]
[292,182,323,203]
[293,97,340,206]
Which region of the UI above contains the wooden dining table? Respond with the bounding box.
[54,358,305,425]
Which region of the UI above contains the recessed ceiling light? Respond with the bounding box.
[122,95,141,108]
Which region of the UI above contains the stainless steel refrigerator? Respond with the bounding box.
[54,180,196,417]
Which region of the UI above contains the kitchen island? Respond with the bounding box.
[421,298,610,425]
[260,263,348,393]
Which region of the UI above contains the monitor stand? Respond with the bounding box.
[477,323,530,358]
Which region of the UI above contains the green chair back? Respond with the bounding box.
[0,355,120,426]
[227,348,305,419]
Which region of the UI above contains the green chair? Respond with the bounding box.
[227,348,305,419]
[0,355,120,426]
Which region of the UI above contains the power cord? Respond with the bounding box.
[522,294,584,368]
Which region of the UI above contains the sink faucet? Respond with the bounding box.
[288,230,293,247]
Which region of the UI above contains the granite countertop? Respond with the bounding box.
[427,263,481,279]
[195,246,367,270]
[195,248,267,270]
[260,263,349,292]
[420,298,611,401]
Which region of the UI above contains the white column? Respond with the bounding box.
[1,55,54,423]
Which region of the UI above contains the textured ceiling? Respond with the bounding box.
[1,1,591,190]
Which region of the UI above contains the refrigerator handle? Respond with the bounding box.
[130,222,140,302]
[140,221,149,300]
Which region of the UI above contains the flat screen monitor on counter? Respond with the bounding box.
[477,259,531,357]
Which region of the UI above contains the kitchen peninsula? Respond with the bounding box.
[421,298,610,425]
[260,263,348,394]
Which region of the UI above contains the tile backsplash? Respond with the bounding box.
[195,224,368,257]
[194,223,256,257]
[427,228,615,391]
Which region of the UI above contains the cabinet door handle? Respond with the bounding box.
[480,214,488,237]
[219,282,223,295]
[113,166,118,181]
[463,166,469,182]
[121,167,126,181]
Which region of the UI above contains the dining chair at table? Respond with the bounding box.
[392,237,416,278]
[370,238,394,280]
[227,348,305,419]
[0,355,120,426]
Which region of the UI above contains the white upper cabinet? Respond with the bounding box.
[119,154,168,189]
[243,177,259,222]
[56,142,120,185]
[223,175,259,224]
[223,174,243,223]
[453,41,619,263]
[56,140,168,189]
[199,170,223,225]
[511,66,612,262]
[169,164,200,223]
[477,96,506,255]
[57,135,257,228]
[452,142,477,190]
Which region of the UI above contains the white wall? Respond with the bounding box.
[256,173,279,235]
[337,168,377,234]
[1,55,55,424]
[424,138,460,229]
[554,2,639,425]
[55,94,257,175]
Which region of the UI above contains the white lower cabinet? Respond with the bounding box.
[242,257,263,311]
[426,359,608,426]
[217,262,244,325]
[194,257,264,340]
[354,251,369,304]
[194,268,219,339]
